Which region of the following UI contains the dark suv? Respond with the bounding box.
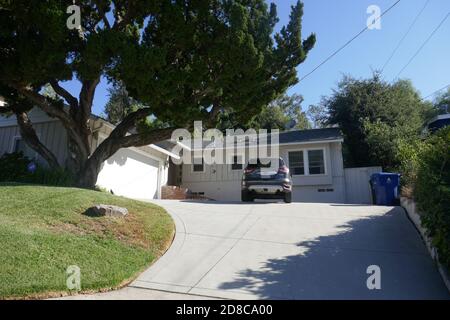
[241,157,292,203]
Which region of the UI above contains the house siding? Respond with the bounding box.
[181,141,346,203]
[0,119,69,167]
[0,108,168,200]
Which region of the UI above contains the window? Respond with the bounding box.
[308,150,325,175]
[288,151,304,175]
[231,155,243,170]
[193,158,204,172]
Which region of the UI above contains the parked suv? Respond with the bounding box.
[241,157,292,203]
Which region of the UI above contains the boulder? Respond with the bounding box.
[85,204,128,217]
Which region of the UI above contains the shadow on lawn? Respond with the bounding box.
[218,208,449,300]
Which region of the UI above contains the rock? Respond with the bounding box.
[85,204,128,217]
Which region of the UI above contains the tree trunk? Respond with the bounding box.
[76,159,101,189]
[16,111,60,169]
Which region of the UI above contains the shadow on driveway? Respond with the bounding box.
[218,208,450,299]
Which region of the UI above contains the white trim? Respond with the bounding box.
[149,143,180,160]
[176,139,344,151]
[97,132,166,163]
[286,147,327,177]
[286,149,305,176]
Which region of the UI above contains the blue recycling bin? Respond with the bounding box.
[369,173,400,206]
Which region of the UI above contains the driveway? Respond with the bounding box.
[131,200,449,300]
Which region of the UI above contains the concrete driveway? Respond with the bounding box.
[132,200,449,300]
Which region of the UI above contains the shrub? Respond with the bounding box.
[24,167,74,187]
[414,127,450,269]
[396,137,427,195]
[0,152,30,182]
[0,152,74,187]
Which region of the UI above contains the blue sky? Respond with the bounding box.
[61,0,450,116]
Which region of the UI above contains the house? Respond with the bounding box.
[169,128,348,203]
[1,106,376,203]
[0,108,177,200]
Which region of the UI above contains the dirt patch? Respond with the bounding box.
[47,211,152,249]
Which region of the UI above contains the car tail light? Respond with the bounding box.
[244,167,255,174]
[278,166,289,174]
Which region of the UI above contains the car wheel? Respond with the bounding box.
[241,190,252,202]
[284,192,292,203]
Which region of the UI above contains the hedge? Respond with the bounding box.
[414,126,450,270]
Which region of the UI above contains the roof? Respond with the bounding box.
[278,128,343,144]
[176,127,343,151]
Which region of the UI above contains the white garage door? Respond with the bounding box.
[96,148,161,200]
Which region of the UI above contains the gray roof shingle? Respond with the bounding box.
[277,127,343,144]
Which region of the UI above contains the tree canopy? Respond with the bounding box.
[216,93,310,131]
[0,0,315,187]
[315,74,433,169]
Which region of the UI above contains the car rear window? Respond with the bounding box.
[246,158,284,169]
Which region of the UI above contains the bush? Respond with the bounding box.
[0,152,30,181]
[414,127,450,269]
[0,152,74,187]
[25,167,74,187]
[396,137,427,195]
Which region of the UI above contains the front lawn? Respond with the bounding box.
[0,184,174,299]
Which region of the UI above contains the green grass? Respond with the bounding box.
[0,183,174,299]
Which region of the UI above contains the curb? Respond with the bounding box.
[400,197,450,293]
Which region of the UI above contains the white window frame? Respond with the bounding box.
[287,147,327,176]
[286,149,306,176]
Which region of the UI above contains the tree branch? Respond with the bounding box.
[13,84,73,125]
[12,84,90,161]
[108,107,153,139]
[49,80,78,110]
[15,111,60,169]
[79,77,100,118]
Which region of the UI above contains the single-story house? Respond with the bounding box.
[0,108,177,200]
[168,128,347,203]
[1,107,376,203]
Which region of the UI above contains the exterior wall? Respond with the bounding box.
[0,112,68,167]
[344,166,382,204]
[0,108,168,200]
[96,147,161,200]
[181,141,346,203]
[95,133,169,200]
[280,142,345,203]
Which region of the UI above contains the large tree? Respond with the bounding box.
[317,74,432,169]
[103,81,141,125]
[216,93,311,131]
[0,0,315,188]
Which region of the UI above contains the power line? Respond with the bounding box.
[381,0,430,73]
[394,12,450,79]
[298,0,402,83]
[421,83,450,101]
